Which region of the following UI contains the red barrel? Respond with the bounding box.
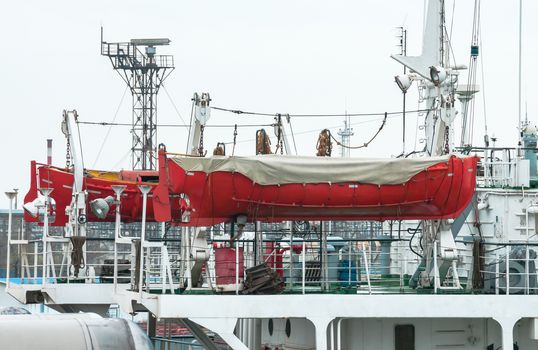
[214,247,244,288]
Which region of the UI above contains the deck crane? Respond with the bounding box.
[61,110,88,238]
[179,93,212,289]
[392,0,475,290]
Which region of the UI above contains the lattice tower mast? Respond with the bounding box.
[101,31,174,170]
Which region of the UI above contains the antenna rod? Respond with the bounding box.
[518,0,523,147]
[402,28,407,155]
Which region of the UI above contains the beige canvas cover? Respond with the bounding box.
[171,155,451,186]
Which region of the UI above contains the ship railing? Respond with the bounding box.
[459,147,519,188]
[9,236,133,285]
[101,41,175,69]
[150,337,206,350]
[10,223,538,296]
[478,242,538,295]
[136,237,476,295]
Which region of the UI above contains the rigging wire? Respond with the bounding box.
[211,106,432,118]
[92,85,129,168]
[287,116,299,155]
[162,84,187,125]
[222,113,401,146]
[479,27,488,143]
[211,106,274,117]
[463,0,481,147]
[77,120,272,128]
[111,148,132,169]
[448,0,456,43]
[185,100,195,154]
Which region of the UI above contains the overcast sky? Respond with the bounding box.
[1,0,536,208]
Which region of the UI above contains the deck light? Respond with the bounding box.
[90,196,115,219]
[429,66,447,86]
[394,75,413,93]
[23,194,45,218]
[23,191,56,222]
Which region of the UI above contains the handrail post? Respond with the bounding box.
[302,240,306,294]
[495,253,499,295]
[138,185,152,298]
[433,240,438,294]
[361,242,372,295]
[40,188,53,287]
[5,192,17,289]
[112,185,126,293]
[505,245,510,295]
[235,241,239,295]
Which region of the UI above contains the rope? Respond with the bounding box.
[316,129,332,157]
[70,236,86,278]
[329,112,388,149]
[256,129,272,155]
[213,143,225,156]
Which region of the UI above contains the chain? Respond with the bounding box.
[198,125,205,156]
[232,124,238,156]
[276,114,284,154]
[66,137,71,168]
[444,126,450,154]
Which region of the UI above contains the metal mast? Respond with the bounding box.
[337,114,354,158]
[396,27,408,155]
[101,30,175,170]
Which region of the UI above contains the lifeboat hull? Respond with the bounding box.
[25,154,478,227]
[24,162,163,226]
[157,154,478,226]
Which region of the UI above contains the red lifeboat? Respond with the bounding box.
[23,161,162,226]
[154,150,479,226]
[24,152,478,227]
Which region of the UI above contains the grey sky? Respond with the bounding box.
[1,0,536,208]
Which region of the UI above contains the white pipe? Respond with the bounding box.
[433,241,438,294]
[289,232,293,289]
[526,244,530,295]
[40,189,53,287]
[504,246,510,295]
[361,243,372,295]
[5,193,15,289]
[138,185,151,298]
[495,253,499,295]
[302,240,306,294]
[348,244,352,286]
[235,242,239,295]
[112,186,125,293]
[33,243,38,284]
[161,222,166,294]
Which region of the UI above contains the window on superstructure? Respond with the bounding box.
[395,324,415,350]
